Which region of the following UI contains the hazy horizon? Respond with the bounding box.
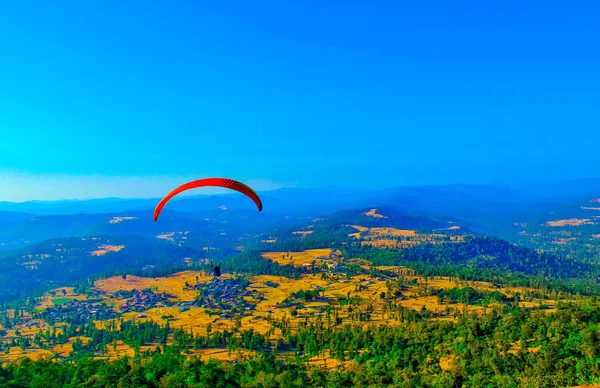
[1,174,600,203]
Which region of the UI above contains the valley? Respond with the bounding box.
[1,188,600,387]
[0,253,559,366]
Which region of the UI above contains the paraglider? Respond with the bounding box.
[153,177,263,222]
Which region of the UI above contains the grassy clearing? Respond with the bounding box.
[52,336,92,357]
[370,227,416,237]
[0,347,54,364]
[363,209,387,218]
[306,351,343,370]
[36,287,88,310]
[91,245,125,256]
[52,298,72,306]
[95,271,216,301]
[186,348,255,362]
[546,219,593,227]
[349,225,417,247]
[262,249,332,268]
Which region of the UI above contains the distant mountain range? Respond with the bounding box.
[0,180,598,251]
[0,179,598,304]
[4,178,600,216]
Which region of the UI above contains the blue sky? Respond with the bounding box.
[0,1,599,201]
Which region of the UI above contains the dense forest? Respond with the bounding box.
[3,300,600,387]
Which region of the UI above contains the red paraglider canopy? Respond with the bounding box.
[153,178,263,221]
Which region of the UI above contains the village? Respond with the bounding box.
[184,277,265,313]
[115,288,175,313]
[38,298,119,325]
[0,244,559,367]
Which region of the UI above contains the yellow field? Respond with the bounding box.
[370,227,416,237]
[3,319,51,340]
[52,287,78,297]
[262,249,332,267]
[363,209,387,218]
[247,273,390,327]
[106,341,135,358]
[91,245,125,256]
[307,351,343,370]
[185,348,255,362]
[102,340,156,359]
[95,271,216,301]
[0,347,53,364]
[187,348,231,361]
[546,219,593,227]
[53,336,92,357]
[118,305,242,335]
[349,225,417,246]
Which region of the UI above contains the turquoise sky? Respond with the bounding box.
[1,1,599,201]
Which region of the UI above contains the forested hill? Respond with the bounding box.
[351,235,596,280]
[319,206,458,230]
[0,209,310,250]
[248,207,600,295]
[0,236,204,304]
[1,201,599,304]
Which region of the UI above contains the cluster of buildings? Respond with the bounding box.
[115,289,174,313]
[40,299,119,324]
[187,278,263,311]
